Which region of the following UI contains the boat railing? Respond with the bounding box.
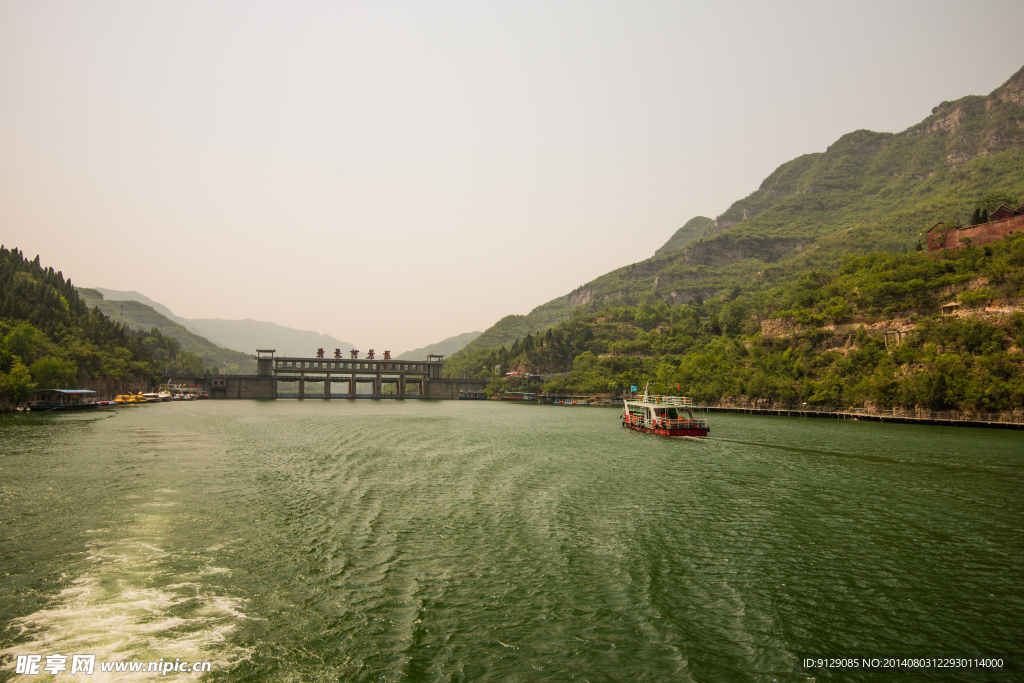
[636,395,693,406]
[656,417,708,429]
[623,413,708,429]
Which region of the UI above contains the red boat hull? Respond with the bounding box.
[622,422,709,437]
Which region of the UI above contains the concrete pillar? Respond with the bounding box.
[325,376,331,399]
[349,375,355,397]
[299,376,305,399]
[374,374,381,398]
[398,376,405,398]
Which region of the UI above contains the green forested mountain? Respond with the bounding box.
[654,216,714,256]
[79,289,255,374]
[0,247,185,403]
[459,66,1024,355]
[444,67,1024,413]
[445,233,1024,412]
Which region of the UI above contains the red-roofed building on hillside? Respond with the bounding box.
[926,204,1024,257]
[989,203,1018,222]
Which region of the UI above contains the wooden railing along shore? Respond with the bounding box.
[694,403,1024,430]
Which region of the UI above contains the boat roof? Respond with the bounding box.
[35,389,96,394]
[625,395,693,406]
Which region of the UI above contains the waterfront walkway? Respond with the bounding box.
[695,404,1024,430]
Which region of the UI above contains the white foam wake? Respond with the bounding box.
[1,530,251,681]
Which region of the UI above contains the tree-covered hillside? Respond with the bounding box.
[79,289,255,374]
[459,66,1024,355]
[0,247,189,404]
[655,216,714,256]
[446,232,1024,413]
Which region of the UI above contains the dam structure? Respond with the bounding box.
[200,350,488,400]
[270,349,440,399]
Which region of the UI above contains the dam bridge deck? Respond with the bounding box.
[166,350,487,400]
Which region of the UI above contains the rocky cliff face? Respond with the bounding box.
[993,66,1024,107]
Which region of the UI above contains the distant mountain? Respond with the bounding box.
[184,318,353,359]
[396,331,482,360]
[78,289,255,373]
[93,288,190,325]
[86,288,353,357]
[457,65,1024,356]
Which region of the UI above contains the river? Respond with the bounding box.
[1,400,1021,681]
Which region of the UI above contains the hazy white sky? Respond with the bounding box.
[2,1,1023,353]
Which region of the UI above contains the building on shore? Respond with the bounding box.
[926,204,1024,256]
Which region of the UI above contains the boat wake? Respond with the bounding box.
[0,534,251,680]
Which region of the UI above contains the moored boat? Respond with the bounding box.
[622,386,709,436]
[26,389,99,411]
[501,392,536,402]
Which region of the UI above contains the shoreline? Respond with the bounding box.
[698,405,1024,430]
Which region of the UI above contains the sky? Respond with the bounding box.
[2,1,1023,354]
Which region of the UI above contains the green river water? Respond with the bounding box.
[0,400,1021,682]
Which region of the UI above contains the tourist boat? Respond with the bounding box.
[114,394,143,404]
[141,392,162,403]
[26,389,99,411]
[158,390,172,402]
[458,390,487,400]
[501,392,536,401]
[622,386,709,436]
